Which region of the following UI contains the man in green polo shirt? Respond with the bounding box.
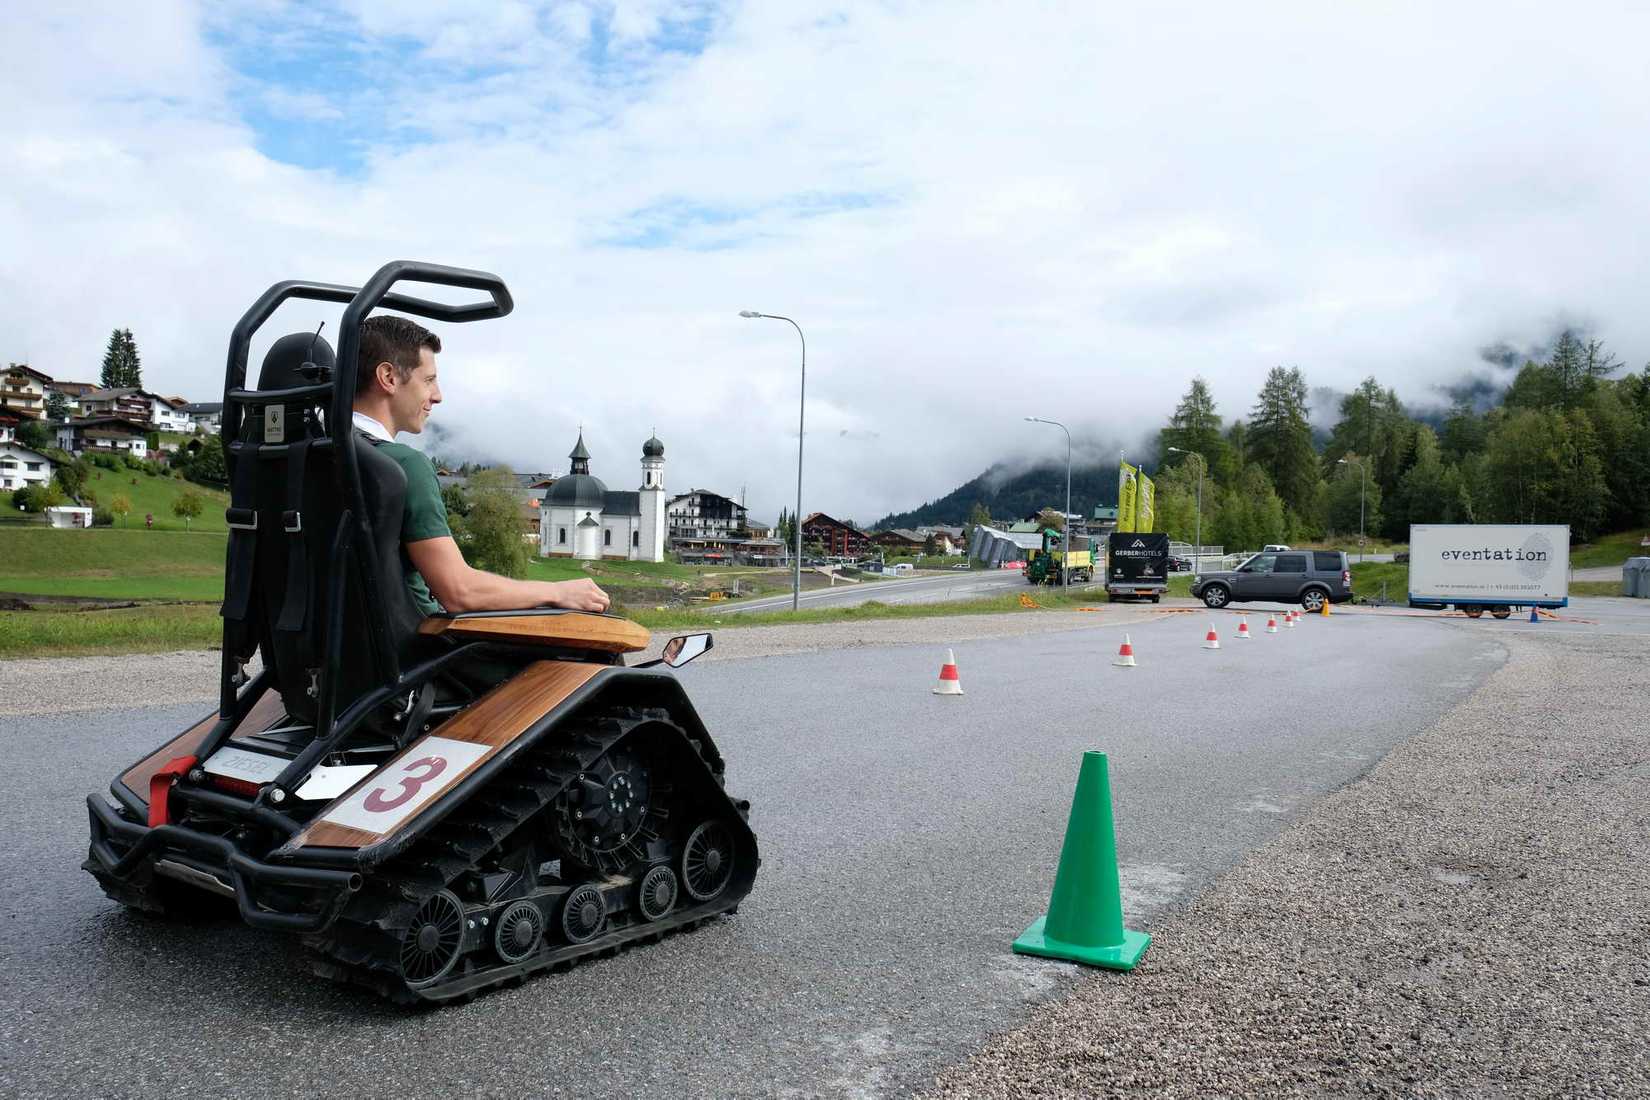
[351,315,609,616]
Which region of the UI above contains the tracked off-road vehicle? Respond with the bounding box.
[83,261,758,1003]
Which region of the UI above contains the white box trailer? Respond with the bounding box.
[1408,524,1569,617]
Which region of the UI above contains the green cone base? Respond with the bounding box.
[1012,915,1151,971]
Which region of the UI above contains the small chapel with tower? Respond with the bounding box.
[537,431,667,563]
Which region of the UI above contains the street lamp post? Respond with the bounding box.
[1024,416,1072,596]
[740,310,806,611]
[1337,457,1366,563]
[1167,446,1204,578]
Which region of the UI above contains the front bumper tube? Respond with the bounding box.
[85,795,361,934]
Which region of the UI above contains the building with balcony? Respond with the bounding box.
[2,364,51,419]
[56,417,149,458]
[666,489,748,544]
[802,512,872,559]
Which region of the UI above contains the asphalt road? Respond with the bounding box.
[722,568,1033,613]
[7,603,1582,1097]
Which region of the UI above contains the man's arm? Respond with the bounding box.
[406,536,611,613]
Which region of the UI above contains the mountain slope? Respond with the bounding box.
[875,461,1124,529]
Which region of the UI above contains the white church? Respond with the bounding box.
[538,432,667,562]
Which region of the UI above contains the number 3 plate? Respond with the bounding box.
[320,736,491,834]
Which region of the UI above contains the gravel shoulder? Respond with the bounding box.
[930,629,1650,1098]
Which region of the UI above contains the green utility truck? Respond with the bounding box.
[1026,527,1094,585]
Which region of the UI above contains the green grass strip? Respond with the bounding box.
[0,604,222,659]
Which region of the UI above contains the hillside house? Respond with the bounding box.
[0,436,55,491]
[79,389,191,431]
[2,364,51,419]
[46,380,97,415]
[57,417,149,458]
[183,402,223,432]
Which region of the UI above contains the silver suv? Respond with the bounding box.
[1191,550,1352,611]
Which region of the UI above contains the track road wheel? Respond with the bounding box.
[493,900,546,964]
[1465,606,1484,619]
[638,864,679,921]
[681,820,735,902]
[1491,607,1512,620]
[560,883,606,944]
[400,890,466,989]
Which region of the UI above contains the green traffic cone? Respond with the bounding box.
[1012,751,1151,970]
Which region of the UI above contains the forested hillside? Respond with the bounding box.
[875,461,1117,530]
[879,332,1650,547]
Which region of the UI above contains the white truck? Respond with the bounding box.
[1407,523,1569,618]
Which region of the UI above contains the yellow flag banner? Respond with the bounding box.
[1117,461,1139,532]
[1137,472,1155,534]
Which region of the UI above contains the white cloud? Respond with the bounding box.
[4,1,1650,523]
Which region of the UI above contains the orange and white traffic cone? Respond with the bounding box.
[933,649,964,695]
[1285,610,1297,628]
[1266,613,1279,633]
[1202,623,1221,650]
[1113,634,1137,668]
[1236,615,1252,640]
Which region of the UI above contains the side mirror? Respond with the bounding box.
[661,632,713,668]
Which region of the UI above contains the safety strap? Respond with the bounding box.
[221,440,261,623]
[147,754,198,828]
[275,436,313,633]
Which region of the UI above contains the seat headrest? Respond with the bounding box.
[258,331,337,391]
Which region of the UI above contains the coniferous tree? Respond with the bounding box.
[1326,377,1411,501]
[1440,399,1488,463]
[1246,366,1321,524]
[100,330,124,388]
[121,329,143,388]
[1158,377,1227,471]
[98,328,143,388]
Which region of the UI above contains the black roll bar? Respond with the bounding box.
[217,260,513,748]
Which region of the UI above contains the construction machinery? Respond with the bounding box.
[81,261,758,1004]
[1026,527,1093,585]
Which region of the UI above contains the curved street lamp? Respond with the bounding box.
[1024,416,1072,595]
[740,311,806,611]
[1167,446,1204,578]
[1337,456,1366,563]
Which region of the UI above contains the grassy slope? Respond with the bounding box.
[80,468,231,532]
[1570,528,1649,568]
[0,527,226,601]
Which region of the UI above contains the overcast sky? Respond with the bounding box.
[4,2,1648,522]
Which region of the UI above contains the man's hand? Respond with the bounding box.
[548,578,610,613]
[408,535,613,614]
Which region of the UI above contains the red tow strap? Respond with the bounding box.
[148,755,198,828]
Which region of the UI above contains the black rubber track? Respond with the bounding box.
[302,706,757,1004]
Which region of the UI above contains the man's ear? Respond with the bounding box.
[375,361,398,395]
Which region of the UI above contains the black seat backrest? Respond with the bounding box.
[226,332,428,724]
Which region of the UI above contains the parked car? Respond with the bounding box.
[1262,543,1291,553]
[1190,549,1352,611]
[1394,550,1410,563]
[1168,556,1192,573]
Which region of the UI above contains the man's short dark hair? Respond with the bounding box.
[357,315,441,395]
